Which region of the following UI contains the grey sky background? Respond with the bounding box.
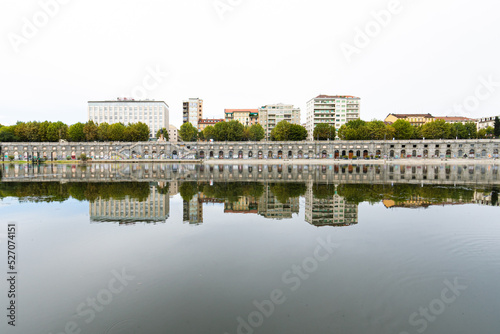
[1,0,499,128]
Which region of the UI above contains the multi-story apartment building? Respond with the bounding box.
[385,113,434,126]
[477,116,499,130]
[304,183,358,227]
[168,125,178,142]
[257,185,299,220]
[198,118,224,131]
[88,98,169,139]
[183,98,203,129]
[306,95,360,140]
[224,109,259,126]
[89,185,169,223]
[434,116,475,125]
[259,104,301,140]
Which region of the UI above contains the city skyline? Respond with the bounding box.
[1,1,499,128]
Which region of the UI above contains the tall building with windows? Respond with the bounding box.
[259,104,301,140]
[88,98,169,139]
[306,95,360,140]
[183,98,203,129]
[224,109,259,126]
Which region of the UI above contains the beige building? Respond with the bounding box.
[88,98,169,139]
[89,185,169,223]
[385,113,434,126]
[258,185,299,220]
[198,118,224,131]
[306,95,361,140]
[259,104,301,140]
[224,109,259,126]
[183,98,203,129]
[476,116,499,130]
[434,116,475,125]
[168,125,178,142]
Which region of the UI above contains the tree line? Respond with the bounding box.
[0,121,158,142]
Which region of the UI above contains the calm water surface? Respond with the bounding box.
[0,163,499,334]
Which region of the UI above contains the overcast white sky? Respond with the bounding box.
[1,0,499,128]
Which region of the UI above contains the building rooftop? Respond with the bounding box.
[88,98,169,107]
[315,95,360,99]
[434,116,474,121]
[388,113,434,118]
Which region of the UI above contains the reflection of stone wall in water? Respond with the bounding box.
[305,182,358,227]
[89,185,169,224]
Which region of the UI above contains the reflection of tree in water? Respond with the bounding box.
[180,182,265,203]
[0,182,151,202]
[268,183,307,204]
[492,187,499,207]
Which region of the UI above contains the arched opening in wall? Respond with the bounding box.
[348,150,354,159]
[446,149,452,158]
[298,150,303,159]
[229,151,233,159]
[308,150,314,158]
[390,150,394,158]
[159,150,165,158]
[238,151,243,159]
[322,150,327,159]
[412,150,417,157]
[100,151,104,159]
[143,150,149,159]
[494,149,499,158]
[152,150,157,159]
[258,151,263,159]
[342,150,346,157]
[278,151,283,159]
[434,150,440,158]
[458,150,463,158]
[423,149,429,158]
[51,151,56,160]
[249,151,253,158]
[268,151,273,159]
[356,150,361,158]
[469,149,475,158]
[401,149,406,158]
[199,151,205,159]
[238,165,243,173]
[481,150,487,158]
[363,150,369,159]
[363,165,368,174]
[375,150,381,157]
[43,151,47,159]
[334,150,340,159]
[209,151,214,158]
[288,151,293,159]
[172,150,178,159]
[219,151,224,159]
[71,151,76,159]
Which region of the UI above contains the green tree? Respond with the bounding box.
[391,119,414,140]
[156,128,169,141]
[108,123,126,141]
[125,122,150,141]
[477,128,488,139]
[203,125,216,141]
[38,121,51,142]
[46,121,68,142]
[179,122,198,142]
[248,124,265,141]
[83,121,98,141]
[213,121,229,141]
[421,120,452,139]
[0,126,18,142]
[288,124,308,141]
[337,120,368,140]
[226,120,245,141]
[313,123,336,140]
[366,120,390,140]
[97,123,110,141]
[451,122,468,139]
[271,121,307,141]
[464,122,477,139]
[68,122,85,142]
[495,117,500,138]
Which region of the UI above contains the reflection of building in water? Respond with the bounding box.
[383,190,500,208]
[169,181,179,197]
[90,185,169,223]
[183,193,203,224]
[258,186,299,220]
[305,183,358,227]
[224,196,259,214]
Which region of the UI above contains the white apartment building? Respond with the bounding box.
[168,125,178,142]
[183,98,203,129]
[259,104,301,140]
[306,95,361,140]
[88,98,169,139]
[477,116,499,130]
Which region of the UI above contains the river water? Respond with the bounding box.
[0,163,499,334]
